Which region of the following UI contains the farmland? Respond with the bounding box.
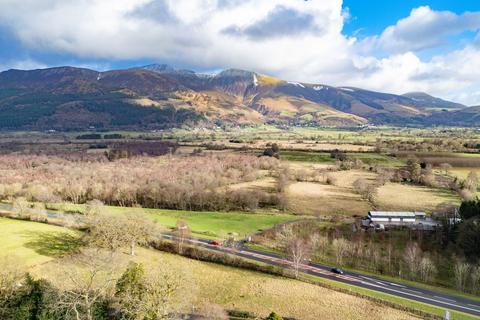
[2,217,422,320]
[44,203,300,238]
[0,217,80,266]
[1,126,480,319]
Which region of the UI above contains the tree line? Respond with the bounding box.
[0,154,279,212]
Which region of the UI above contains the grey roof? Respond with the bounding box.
[368,211,425,218]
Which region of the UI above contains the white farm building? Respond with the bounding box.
[362,211,439,230]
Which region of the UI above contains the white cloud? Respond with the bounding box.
[362,6,480,54]
[0,59,47,71]
[0,0,480,105]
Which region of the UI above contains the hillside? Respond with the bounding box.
[0,64,472,130]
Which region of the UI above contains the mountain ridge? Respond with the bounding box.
[0,64,473,130]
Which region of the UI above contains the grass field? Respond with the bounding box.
[286,181,372,216]
[304,275,478,320]
[1,217,467,319]
[31,247,426,319]
[280,151,335,163]
[445,167,480,179]
[0,218,80,266]
[376,183,460,212]
[280,150,403,167]
[46,203,299,238]
[348,153,405,167]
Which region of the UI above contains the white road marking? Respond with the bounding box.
[167,236,480,314]
[364,282,480,313]
[404,289,423,295]
[434,296,457,303]
[389,282,405,288]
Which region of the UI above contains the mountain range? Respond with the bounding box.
[0,64,476,130]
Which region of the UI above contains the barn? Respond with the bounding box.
[362,211,438,230]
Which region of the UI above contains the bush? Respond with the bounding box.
[266,312,283,320]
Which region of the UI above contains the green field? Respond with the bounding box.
[280,151,334,163]
[0,217,80,266]
[279,150,404,167]
[348,153,405,167]
[46,203,300,239]
[2,217,474,319]
[129,208,299,238]
[1,218,426,320]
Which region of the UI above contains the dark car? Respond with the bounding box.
[209,240,221,246]
[331,268,344,275]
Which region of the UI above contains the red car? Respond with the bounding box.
[209,240,221,246]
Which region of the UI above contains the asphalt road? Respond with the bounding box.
[165,235,480,318]
[2,203,479,317]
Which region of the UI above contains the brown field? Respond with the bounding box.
[286,181,372,216]
[249,140,375,152]
[285,161,335,171]
[376,183,460,212]
[188,139,375,152]
[328,169,378,188]
[222,176,276,192]
[443,167,480,179]
[32,248,420,320]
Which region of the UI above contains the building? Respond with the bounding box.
[362,211,439,230]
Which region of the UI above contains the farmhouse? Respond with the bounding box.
[362,211,439,230]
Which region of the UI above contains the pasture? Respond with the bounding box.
[376,183,460,212]
[0,217,81,266]
[0,217,422,320]
[45,203,300,238]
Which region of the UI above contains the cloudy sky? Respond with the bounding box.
[1,0,480,105]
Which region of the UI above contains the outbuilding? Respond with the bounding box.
[362,211,438,230]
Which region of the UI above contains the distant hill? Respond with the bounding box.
[0,64,473,130]
[402,92,465,110]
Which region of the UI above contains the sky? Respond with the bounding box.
[0,0,480,105]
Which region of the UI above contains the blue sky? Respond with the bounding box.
[0,0,480,105]
[343,0,480,35]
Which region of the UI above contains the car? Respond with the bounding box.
[331,268,344,275]
[209,240,221,246]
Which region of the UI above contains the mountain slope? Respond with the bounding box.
[0,64,474,130]
[402,92,465,110]
[0,67,203,130]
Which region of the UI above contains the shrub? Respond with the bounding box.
[266,312,283,320]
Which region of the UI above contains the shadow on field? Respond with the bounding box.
[22,231,83,257]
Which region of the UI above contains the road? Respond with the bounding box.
[2,203,479,317]
[165,235,480,318]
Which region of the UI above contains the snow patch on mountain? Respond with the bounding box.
[288,81,305,88]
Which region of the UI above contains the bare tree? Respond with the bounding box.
[54,250,120,320]
[471,265,480,294]
[403,242,422,279]
[419,255,436,283]
[124,211,159,256]
[84,199,104,217]
[174,219,191,254]
[277,225,311,278]
[331,238,349,265]
[465,171,479,193]
[353,178,377,204]
[115,262,193,319]
[12,197,30,218]
[440,163,452,176]
[454,260,470,292]
[0,256,27,318]
[85,211,159,255]
[310,233,329,260]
